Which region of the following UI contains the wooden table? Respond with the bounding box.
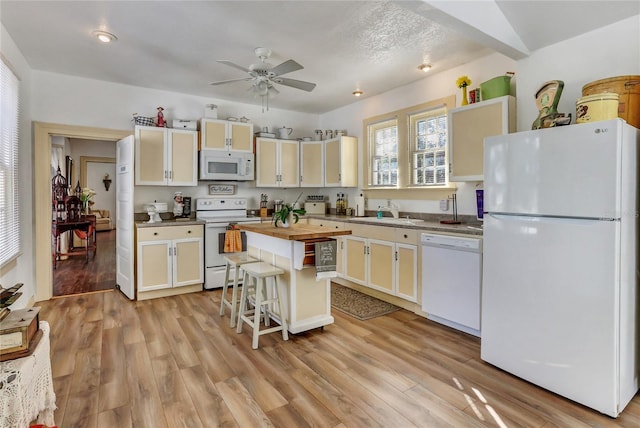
[52,215,96,269]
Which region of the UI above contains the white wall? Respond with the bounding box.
[319,16,640,216]
[516,16,640,131]
[0,24,34,308]
[30,72,320,139]
[320,52,517,216]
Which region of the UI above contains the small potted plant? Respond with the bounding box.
[273,203,306,228]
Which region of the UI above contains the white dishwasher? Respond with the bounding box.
[421,233,482,337]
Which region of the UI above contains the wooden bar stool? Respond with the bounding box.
[220,252,258,327]
[236,262,288,349]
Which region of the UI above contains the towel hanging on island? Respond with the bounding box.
[315,239,338,280]
[223,225,243,253]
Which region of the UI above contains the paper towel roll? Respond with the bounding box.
[355,193,365,217]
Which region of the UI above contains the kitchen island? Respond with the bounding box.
[237,223,351,333]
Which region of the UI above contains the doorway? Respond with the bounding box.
[52,151,117,297]
[34,122,130,302]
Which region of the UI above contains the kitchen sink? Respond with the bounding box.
[360,217,426,226]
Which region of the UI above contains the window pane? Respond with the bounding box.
[0,58,21,267]
[369,121,398,187]
[411,108,448,186]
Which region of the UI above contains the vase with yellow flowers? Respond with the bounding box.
[456,75,472,106]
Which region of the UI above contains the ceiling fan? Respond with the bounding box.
[210,47,317,95]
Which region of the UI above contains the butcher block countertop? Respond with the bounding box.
[237,223,352,241]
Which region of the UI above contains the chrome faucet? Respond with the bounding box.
[379,202,400,218]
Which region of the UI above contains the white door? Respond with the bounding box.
[484,120,624,218]
[481,213,618,415]
[116,135,135,299]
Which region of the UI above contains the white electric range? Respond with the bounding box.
[195,197,261,289]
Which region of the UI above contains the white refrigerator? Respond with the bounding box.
[481,119,639,417]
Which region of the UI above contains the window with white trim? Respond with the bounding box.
[369,119,398,186]
[0,57,21,267]
[410,107,448,186]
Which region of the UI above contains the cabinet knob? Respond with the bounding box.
[404,234,408,238]
[187,230,192,234]
[153,232,158,236]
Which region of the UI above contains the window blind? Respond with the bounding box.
[0,56,21,266]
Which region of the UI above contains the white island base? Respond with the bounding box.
[245,231,335,334]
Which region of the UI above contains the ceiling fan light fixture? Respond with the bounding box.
[93,30,117,43]
[418,64,432,72]
[352,90,363,97]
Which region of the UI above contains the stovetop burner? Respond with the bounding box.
[195,197,259,224]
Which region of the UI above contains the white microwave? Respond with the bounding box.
[199,150,255,181]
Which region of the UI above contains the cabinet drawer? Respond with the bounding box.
[308,218,344,229]
[138,225,203,241]
[349,223,395,241]
[394,228,420,245]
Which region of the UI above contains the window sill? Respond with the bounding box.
[362,185,458,200]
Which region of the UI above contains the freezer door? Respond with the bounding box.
[484,119,627,219]
[481,214,620,416]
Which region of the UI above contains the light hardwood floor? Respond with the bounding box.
[37,289,640,428]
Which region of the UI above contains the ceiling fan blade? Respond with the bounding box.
[216,60,251,73]
[269,59,303,76]
[210,77,253,86]
[274,77,317,92]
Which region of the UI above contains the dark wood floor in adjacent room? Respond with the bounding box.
[53,230,116,297]
[36,289,640,428]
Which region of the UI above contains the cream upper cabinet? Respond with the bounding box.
[448,95,515,181]
[137,225,204,295]
[201,119,253,152]
[300,140,324,187]
[135,126,198,186]
[256,137,299,187]
[324,136,358,187]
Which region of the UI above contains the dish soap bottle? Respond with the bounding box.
[377,206,383,219]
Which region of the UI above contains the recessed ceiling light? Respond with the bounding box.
[418,64,432,72]
[352,90,363,97]
[93,30,117,43]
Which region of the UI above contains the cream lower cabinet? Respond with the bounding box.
[256,138,300,187]
[344,226,418,302]
[135,126,198,186]
[136,225,203,296]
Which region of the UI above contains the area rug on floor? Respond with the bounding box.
[331,283,400,320]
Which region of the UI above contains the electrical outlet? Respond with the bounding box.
[439,199,449,211]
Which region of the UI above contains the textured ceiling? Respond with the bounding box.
[2,1,637,114]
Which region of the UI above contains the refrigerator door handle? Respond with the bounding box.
[487,213,616,225]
